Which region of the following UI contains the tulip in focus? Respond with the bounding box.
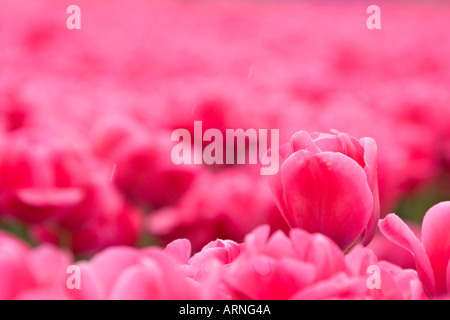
[267,130,380,250]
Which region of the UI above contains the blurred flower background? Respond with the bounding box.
[1,0,450,299]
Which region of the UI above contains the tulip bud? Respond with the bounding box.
[267,130,380,250]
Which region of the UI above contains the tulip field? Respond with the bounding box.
[1,1,450,301]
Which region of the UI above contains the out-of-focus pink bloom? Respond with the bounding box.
[221,226,425,300]
[345,245,427,300]
[374,122,440,214]
[64,246,199,300]
[0,232,32,299]
[222,225,350,299]
[189,239,241,268]
[90,116,196,209]
[267,130,379,250]
[0,127,144,254]
[147,169,288,252]
[163,238,242,299]
[188,239,242,282]
[31,187,143,255]
[68,203,142,255]
[0,231,72,300]
[0,229,427,300]
[379,201,450,298]
[0,128,88,224]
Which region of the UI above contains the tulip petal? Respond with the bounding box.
[290,229,346,280]
[410,280,427,300]
[447,260,450,294]
[226,255,317,300]
[16,187,85,207]
[421,201,450,296]
[243,224,270,253]
[265,230,296,259]
[315,131,365,167]
[88,247,142,296]
[359,137,380,245]
[266,143,292,218]
[379,214,435,297]
[345,245,378,276]
[164,238,192,264]
[64,263,104,300]
[374,262,403,300]
[281,151,373,250]
[336,132,366,167]
[16,287,67,300]
[290,131,322,153]
[292,273,367,300]
[109,262,164,299]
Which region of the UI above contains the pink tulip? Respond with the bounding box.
[148,169,288,251]
[379,201,450,298]
[345,245,426,300]
[267,130,379,250]
[221,226,424,300]
[0,231,72,300]
[0,128,88,224]
[163,238,242,299]
[90,116,197,209]
[222,225,361,299]
[31,197,143,255]
[64,246,200,300]
[0,232,32,299]
[188,239,242,282]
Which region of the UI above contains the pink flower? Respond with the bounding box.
[374,121,440,214]
[188,239,242,282]
[90,116,197,209]
[24,170,143,255]
[0,232,32,299]
[64,246,200,300]
[221,225,368,300]
[31,190,143,255]
[0,128,87,224]
[267,130,379,250]
[0,127,144,254]
[345,245,426,300]
[218,226,425,300]
[164,238,242,299]
[379,201,450,298]
[0,231,72,300]
[148,169,288,251]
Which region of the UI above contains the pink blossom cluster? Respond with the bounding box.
[1,1,450,300]
[0,224,431,300]
[1,127,449,300]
